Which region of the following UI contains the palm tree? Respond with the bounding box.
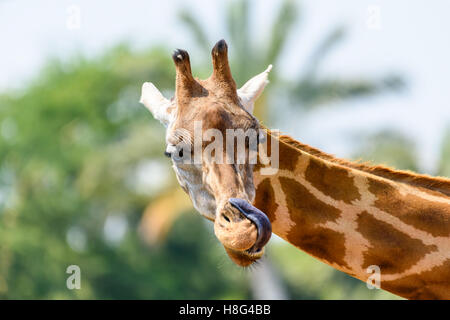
[179,0,404,114]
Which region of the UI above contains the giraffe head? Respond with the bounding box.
[140,40,273,266]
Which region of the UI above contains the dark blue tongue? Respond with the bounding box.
[229,198,272,253]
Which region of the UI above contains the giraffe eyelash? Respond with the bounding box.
[171,128,193,146]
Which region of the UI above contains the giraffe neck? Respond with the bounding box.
[253,133,450,299]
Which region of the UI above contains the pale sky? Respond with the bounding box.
[1,0,449,173]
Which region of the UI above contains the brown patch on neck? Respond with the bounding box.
[279,177,341,224]
[357,211,437,275]
[382,259,450,299]
[254,129,301,173]
[277,135,301,172]
[278,176,348,269]
[253,178,278,223]
[368,178,450,237]
[296,226,348,270]
[305,158,361,204]
[278,134,450,197]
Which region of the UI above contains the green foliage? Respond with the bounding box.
[179,0,405,118]
[438,129,450,177]
[0,46,249,299]
[352,130,419,172]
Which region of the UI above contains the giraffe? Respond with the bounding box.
[140,39,450,299]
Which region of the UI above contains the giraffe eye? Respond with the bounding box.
[173,146,186,161]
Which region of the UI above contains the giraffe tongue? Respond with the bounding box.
[228,198,272,253]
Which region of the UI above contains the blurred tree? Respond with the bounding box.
[0,45,250,299]
[179,0,405,117]
[437,129,450,177]
[351,130,419,172]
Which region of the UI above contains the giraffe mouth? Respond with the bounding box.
[228,198,272,254]
[214,198,272,267]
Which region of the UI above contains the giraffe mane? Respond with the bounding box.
[278,134,450,197]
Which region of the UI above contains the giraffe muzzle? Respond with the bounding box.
[213,198,272,266]
[228,198,272,253]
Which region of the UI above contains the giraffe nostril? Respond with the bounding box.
[164,151,172,158]
[222,214,230,223]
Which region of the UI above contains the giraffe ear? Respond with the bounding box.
[140,82,174,127]
[237,65,272,114]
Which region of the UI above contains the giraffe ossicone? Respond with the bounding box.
[141,39,450,299]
